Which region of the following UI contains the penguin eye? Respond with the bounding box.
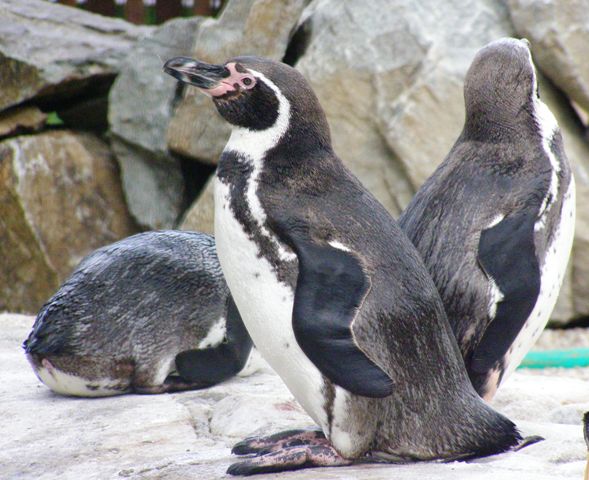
[243,77,253,86]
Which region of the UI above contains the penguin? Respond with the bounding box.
[398,38,575,402]
[23,230,253,397]
[583,412,589,480]
[164,55,533,475]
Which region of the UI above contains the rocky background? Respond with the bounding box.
[2,0,589,324]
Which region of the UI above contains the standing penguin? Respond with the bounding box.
[399,38,575,401]
[164,55,531,475]
[24,231,253,396]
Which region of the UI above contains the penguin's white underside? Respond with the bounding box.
[501,177,575,382]
[214,70,332,434]
[481,80,575,390]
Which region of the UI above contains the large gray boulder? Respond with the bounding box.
[508,0,589,116]
[0,0,149,112]
[296,0,514,216]
[0,131,138,313]
[295,0,589,323]
[166,0,309,164]
[108,17,203,229]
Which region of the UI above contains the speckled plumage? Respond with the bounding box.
[399,38,575,401]
[23,230,252,396]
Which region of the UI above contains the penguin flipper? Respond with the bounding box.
[291,238,393,398]
[175,296,253,385]
[472,210,541,373]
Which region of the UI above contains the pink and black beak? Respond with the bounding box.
[163,56,257,97]
[164,57,229,88]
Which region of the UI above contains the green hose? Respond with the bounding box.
[519,348,589,369]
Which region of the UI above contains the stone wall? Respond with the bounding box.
[2,0,589,324]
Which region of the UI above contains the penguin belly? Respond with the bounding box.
[500,178,576,383]
[214,178,329,432]
[27,355,134,397]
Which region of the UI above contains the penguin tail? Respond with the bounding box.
[458,403,542,461]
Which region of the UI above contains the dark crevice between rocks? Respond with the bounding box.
[171,82,187,111]
[282,16,313,67]
[175,153,216,218]
[34,74,116,132]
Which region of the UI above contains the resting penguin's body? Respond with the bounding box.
[24,231,253,397]
[399,38,575,401]
[164,56,529,475]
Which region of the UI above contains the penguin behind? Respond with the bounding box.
[23,231,253,397]
[399,38,575,401]
[164,55,531,475]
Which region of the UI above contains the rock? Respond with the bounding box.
[109,17,202,157]
[296,0,515,216]
[1,312,586,479]
[0,131,138,313]
[180,176,215,235]
[111,138,185,230]
[0,106,46,139]
[107,17,204,230]
[507,0,589,116]
[0,0,149,112]
[166,0,308,164]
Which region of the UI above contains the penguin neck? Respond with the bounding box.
[224,89,333,173]
[462,100,535,142]
[462,93,559,149]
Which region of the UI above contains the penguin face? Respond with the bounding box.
[164,56,292,131]
[164,55,332,144]
[463,38,538,117]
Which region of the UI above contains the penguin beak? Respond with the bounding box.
[163,57,230,90]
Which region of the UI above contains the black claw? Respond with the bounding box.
[231,440,258,456]
[227,462,252,476]
[514,435,544,451]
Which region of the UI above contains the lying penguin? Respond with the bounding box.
[164,54,535,475]
[23,230,253,396]
[399,38,575,401]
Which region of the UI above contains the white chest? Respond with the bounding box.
[214,177,328,431]
[502,176,576,381]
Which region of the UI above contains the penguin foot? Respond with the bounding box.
[227,444,351,476]
[231,428,326,455]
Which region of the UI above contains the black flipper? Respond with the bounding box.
[175,295,253,385]
[291,238,393,398]
[471,210,541,373]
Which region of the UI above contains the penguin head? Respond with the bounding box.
[164,55,330,143]
[463,38,539,128]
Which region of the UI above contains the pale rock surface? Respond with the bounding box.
[507,0,589,115]
[166,0,308,164]
[0,106,46,139]
[180,176,215,235]
[2,313,587,480]
[0,0,149,111]
[110,138,186,230]
[0,132,138,313]
[108,17,203,230]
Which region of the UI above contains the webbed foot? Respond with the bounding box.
[231,428,326,456]
[227,444,351,476]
